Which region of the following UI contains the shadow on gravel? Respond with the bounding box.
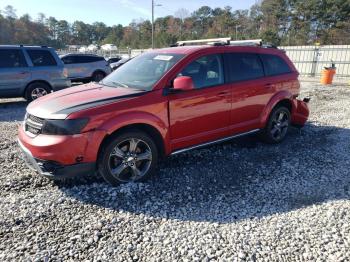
[0,99,27,122]
[59,123,350,223]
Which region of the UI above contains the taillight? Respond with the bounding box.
[63,68,68,78]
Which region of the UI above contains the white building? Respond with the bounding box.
[101,44,118,51]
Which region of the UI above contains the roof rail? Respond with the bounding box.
[172,38,278,49]
[16,44,50,48]
[176,37,231,46]
[229,39,262,46]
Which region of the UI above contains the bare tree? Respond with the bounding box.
[174,8,189,39]
[175,8,190,21]
[4,5,17,19]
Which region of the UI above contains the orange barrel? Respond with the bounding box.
[320,68,336,85]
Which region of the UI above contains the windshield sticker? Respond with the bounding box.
[154,55,173,61]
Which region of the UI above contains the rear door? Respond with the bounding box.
[224,52,272,134]
[259,53,295,95]
[61,55,84,79]
[25,49,60,83]
[0,49,31,97]
[80,56,98,77]
[169,54,232,150]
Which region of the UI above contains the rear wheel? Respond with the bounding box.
[98,131,158,186]
[92,71,105,82]
[24,82,51,102]
[261,106,291,144]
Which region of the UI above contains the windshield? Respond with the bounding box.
[101,52,184,91]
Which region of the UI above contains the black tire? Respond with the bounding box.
[24,82,51,102]
[92,71,105,82]
[260,106,291,144]
[98,130,158,186]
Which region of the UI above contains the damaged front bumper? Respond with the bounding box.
[17,139,95,179]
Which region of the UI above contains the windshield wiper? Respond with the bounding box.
[111,81,130,88]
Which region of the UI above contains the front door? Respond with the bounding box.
[0,49,31,97]
[169,54,232,151]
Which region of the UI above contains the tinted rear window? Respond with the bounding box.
[225,53,264,82]
[260,54,291,76]
[72,56,104,63]
[0,49,27,68]
[27,50,57,67]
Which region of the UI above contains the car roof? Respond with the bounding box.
[61,53,103,57]
[0,45,54,50]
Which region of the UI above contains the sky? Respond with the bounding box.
[0,0,257,26]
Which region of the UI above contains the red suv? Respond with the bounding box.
[18,40,309,186]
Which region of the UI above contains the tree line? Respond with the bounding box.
[0,0,349,49]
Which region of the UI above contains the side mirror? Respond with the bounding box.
[173,76,195,91]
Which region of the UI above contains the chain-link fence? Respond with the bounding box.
[281,45,350,77]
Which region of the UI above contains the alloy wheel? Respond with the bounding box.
[108,138,152,182]
[31,87,48,100]
[270,111,289,140]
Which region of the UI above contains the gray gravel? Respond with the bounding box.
[0,78,350,261]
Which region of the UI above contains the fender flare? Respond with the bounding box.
[259,90,294,128]
[98,111,171,155]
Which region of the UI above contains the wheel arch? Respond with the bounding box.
[260,91,294,128]
[24,80,52,96]
[97,123,167,163]
[92,70,106,77]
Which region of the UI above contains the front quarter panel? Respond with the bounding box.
[67,89,171,154]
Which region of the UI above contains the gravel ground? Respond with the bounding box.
[0,78,349,261]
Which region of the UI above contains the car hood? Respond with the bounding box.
[26,83,147,119]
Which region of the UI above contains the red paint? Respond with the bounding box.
[18,45,309,169]
[173,76,195,91]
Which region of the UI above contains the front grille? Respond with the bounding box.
[25,114,44,136]
[28,114,44,125]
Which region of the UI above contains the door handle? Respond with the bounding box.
[264,83,273,88]
[19,71,29,74]
[217,91,229,97]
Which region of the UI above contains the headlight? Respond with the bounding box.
[41,118,89,135]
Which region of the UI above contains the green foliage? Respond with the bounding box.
[0,1,349,49]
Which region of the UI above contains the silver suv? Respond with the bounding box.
[60,54,111,83]
[0,45,71,101]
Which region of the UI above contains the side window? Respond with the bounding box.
[179,54,224,89]
[72,56,85,64]
[61,56,75,64]
[73,56,97,63]
[27,50,57,67]
[260,54,291,76]
[92,56,105,62]
[226,53,264,82]
[82,56,94,63]
[0,49,27,68]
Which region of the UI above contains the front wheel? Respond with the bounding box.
[261,106,291,144]
[98,131,158,186]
